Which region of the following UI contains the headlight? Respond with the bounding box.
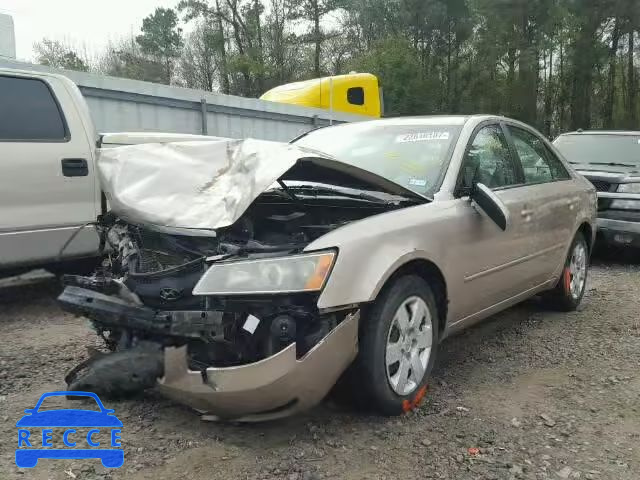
[193,251,336,295]
[617,182,640,194]
[610,199,640,210]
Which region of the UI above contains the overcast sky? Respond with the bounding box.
[1,0,180,61]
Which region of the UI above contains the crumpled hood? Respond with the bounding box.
[98,138,424,235]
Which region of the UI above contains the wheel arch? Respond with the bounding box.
[373,259,449,340]
[551,221,594,290]
[577,221,594,253]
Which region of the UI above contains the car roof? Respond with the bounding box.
[293,115,544,145]
[362,115,470,126]
[326,114,518,128]
[558,130,640,136]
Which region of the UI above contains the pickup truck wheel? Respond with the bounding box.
[547,232,589,311]
[351,275,439,415]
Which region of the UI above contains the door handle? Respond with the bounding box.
[61,158,88,177]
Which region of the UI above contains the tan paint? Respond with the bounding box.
[157,312,359,422]
[307,116,596,337]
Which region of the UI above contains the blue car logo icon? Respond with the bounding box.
[15,391,123,468]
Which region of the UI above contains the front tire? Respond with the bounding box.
[547,232,589,311]
[350,275,439,415]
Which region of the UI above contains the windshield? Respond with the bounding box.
[554,134,640,166]
[294,123,461,195]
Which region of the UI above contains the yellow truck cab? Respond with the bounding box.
[260,73,382,118]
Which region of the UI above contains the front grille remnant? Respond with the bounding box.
[136,249,195,274]
[589,180,614,192]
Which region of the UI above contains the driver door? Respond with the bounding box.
[447,123,537,325]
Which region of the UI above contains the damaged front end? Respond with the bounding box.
[58,138,424,420]
[59,215,361,420]
[59,208,370,418]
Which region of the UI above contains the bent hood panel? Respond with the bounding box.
[98,138,309,233]
[98,138,424,234]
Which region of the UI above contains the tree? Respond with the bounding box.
[179,0,298,96]
[350,36,435,115]
[567,0,605,129]
[262,0,305,87]
[286,0,339,77]
[97,37,166,83]
[177,21,220,90]
[136,8,183,84]
[83,0,640,131]
[603,16,621,128]
[179,0,233,93]
[33,39,89,72]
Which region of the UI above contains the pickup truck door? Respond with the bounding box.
[0,73,99,269]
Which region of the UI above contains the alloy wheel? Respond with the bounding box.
[569,241,588,299]
[385,296,433,396]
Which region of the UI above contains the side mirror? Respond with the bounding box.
[470,183,509,231]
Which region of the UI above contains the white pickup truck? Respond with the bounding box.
[0,68,215,277]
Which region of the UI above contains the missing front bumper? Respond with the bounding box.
[59,284,360,421]
[158,311,359,421]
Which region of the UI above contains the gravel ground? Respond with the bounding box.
[0,257,638,480]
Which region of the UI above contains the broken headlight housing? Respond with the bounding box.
[193,251,336,295]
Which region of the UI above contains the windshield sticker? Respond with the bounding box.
[396,131,450,143]
[408,178,427,187]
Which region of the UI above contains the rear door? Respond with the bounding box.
[502,124,576,285]
[0,73,98,268]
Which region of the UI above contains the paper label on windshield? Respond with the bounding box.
[396,131,450,143]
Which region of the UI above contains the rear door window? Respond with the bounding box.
[0,75,68,141]
[542,144,571,180]
[508,126,569,183]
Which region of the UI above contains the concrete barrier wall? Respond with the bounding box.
[0,58,367,141]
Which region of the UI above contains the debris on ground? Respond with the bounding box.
[540,413,557,427]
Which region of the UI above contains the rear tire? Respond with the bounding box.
[547,232,589,311]
[349,275,439,415]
